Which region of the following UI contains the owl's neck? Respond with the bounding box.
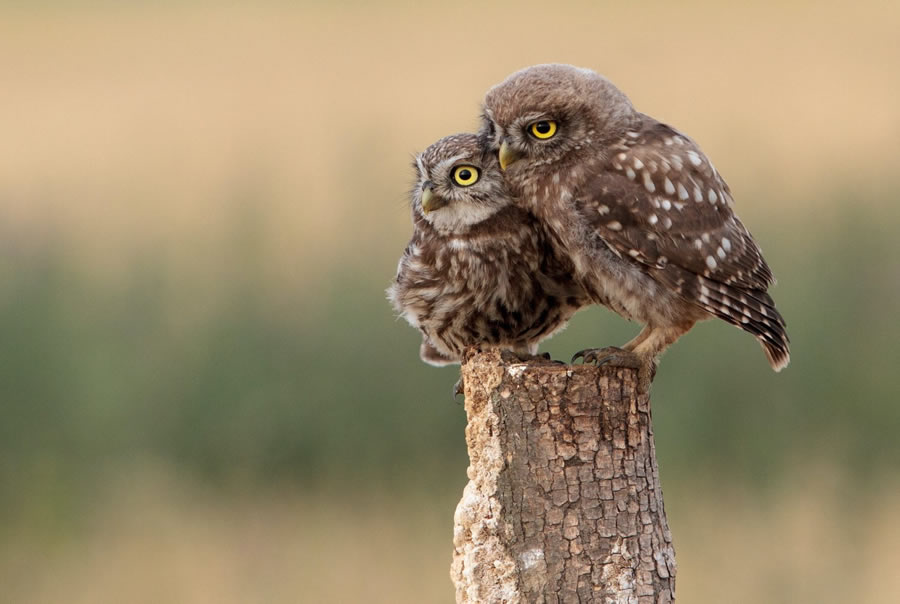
[420,203,507,236]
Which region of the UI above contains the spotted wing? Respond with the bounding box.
[577,119,789,367]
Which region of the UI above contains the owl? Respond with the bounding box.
[387,133,588,365]
[480,64,789,372]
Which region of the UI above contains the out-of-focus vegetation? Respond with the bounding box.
[1,1,899,602]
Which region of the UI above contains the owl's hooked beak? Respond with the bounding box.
[498,141,522,171]
[421,186,448,214]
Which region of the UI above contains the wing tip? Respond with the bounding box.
[762,339,791,372]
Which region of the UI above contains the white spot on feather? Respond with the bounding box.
[706,255,717,270]
[687,150,702,166]
[722,237,732,251]
[607,220,623,231]
[677,183,689,200]
[664,178,675,195]
[649,214,658,225]
[643,171,655,193]
[661,199,671,211]
[626,167,636,180]
[708,189,718,203]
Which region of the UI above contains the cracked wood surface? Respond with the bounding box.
[451,349,675,603]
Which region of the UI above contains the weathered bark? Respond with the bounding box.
[451,349,675,603]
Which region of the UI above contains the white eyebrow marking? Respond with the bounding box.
[434,153,474,179]
[415,154,428,179]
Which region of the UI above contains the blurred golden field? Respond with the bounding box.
[1,1,899,602]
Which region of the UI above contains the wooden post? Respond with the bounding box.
[451,349,675,603]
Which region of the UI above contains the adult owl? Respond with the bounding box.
[387,133,588,365]
[480,64,789,372]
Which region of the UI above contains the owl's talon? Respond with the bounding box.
[571,346,643,369]
[452,377,464,400]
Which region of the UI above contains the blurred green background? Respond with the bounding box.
[1,1,899,602]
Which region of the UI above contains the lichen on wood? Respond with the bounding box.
[451,349,675,603]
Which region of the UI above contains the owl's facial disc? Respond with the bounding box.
[420,185,448,214]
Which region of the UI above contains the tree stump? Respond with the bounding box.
[450,349,675,603]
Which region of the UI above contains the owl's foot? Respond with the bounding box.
[572,347,658,393]
[571,346,643,369]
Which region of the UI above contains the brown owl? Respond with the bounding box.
[480,64,789,372]
[387,133,588,365]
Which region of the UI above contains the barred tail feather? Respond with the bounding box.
[722,300,790,372]
[740,294,790,372]
[761,334,790,372]
[686,273,790,372]
[727,300,790,372]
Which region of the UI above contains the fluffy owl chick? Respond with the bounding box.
[481,64,789,372]
[387,133,587,365]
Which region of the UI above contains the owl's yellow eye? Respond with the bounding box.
[452,165,480,187]
[529,120,558,140]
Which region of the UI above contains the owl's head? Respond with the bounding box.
[412,133,511,234]
[480,64,636,180]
